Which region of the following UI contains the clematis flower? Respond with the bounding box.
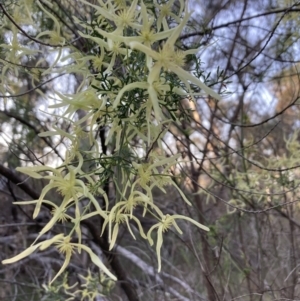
[114,187,150,218]
[0,27,40,77]
[2,234,117,282]
[94,1,175,46]
[75,269,115,299]
[154,0,184,31]
[101,207,147,250]
[49,89,102,119]
[79,0,140,36]
[77,31,129,75]
[129,10,221,102]
[17,165,85,219]
[147,212,209,272]
[16,152,108,219]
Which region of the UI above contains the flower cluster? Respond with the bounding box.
[41,270,114,300]
[2,0,217,283]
